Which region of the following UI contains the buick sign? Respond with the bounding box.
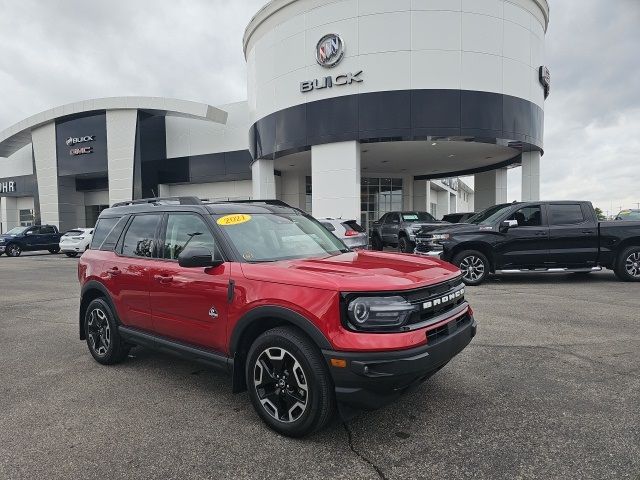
[300,71,363,93]
[66,135,95,146]
[316,34,344,68]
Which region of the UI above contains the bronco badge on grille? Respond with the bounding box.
[422,287,464,311]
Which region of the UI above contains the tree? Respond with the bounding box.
[594,207,606,221]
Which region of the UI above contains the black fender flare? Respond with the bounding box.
[229,305,332,355]
[79,280,121,339]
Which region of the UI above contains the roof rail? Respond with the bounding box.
[207,199,294,208]
[111,196,203,208]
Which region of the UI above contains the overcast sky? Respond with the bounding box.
[1,0,639,215]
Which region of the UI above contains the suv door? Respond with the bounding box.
[22,226,41,250]
[547,203,598,267]
[103,213,162,332]
[150,212,230,352]
[495,204,549,268]
[382,213,400,243]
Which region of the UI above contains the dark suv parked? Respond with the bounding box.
[0,225,62,257]
[78,197,476,436]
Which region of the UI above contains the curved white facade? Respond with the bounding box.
[245,0,549,125]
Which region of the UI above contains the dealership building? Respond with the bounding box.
[0,0,549,233]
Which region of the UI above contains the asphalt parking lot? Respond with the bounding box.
[0,253,638,480]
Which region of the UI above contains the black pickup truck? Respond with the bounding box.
[414,201,640,285]
[0,225,63,257]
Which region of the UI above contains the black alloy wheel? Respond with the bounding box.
[246,327,335,437]
[84,298,130,365]
[615,246,640,282]
[49,247,60,254]
[453,250,490,286]
[65,252,78,258]
[6,244,21,257]
[398,236,413,253]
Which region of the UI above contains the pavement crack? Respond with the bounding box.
[343,422,387,480]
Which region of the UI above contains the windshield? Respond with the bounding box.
[214,212,349,262]
[5,227,28,235]
[467,204,515,225]
[402,212,436,222]
[616,210,640,220]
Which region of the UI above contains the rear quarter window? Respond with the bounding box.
[91,217,125,250]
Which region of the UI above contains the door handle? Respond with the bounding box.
[154,274,173,284]
[581,230,594,234]
[108,267,121,276]
[535,232,548,236]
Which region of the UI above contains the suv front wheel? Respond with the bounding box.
[246,326,335,437]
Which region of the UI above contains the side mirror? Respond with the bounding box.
[178,246,223,269]
[500,219,519,232]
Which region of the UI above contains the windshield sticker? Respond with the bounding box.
[217,214,252,226]
[403,215,419,221]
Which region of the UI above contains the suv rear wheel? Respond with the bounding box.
[614,246,640,282]
[84,298,130,365]
[246,326,335,437]
[453,250,490,286]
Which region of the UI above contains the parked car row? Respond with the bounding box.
[0,225,93,257]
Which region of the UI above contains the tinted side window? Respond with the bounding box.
[549,204,585,225]
[320,222,336,232]
[509,206,543,227]
[91,217,120,249]
[40,226,56,234]
[162,214,217,260]
[100,217,128,251]
[121,215,162,258]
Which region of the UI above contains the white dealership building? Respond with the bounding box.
[0,0,549,233]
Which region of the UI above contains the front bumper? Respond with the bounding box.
[0,245,5,253]
[323,314,477,411]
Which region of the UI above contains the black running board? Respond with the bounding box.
[118,326,233,372]
[496,267,602,274]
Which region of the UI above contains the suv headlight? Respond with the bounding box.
[431,233,450,241]
[346,296,418,330]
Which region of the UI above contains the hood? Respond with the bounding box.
[240,250,460,292]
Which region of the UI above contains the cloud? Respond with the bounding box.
[1,0,638,214]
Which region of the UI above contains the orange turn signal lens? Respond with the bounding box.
[330,358,347,368]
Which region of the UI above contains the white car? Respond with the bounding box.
[316,218,368,250]
[59,228,94,257]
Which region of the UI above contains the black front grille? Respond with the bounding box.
[427,314,472,343]
[403,278,466,327]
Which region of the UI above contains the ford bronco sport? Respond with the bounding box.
[78,197,476,437]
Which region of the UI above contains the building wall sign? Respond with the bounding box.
[56,113,108,176]
[0,181,16,193]
[300,71,363,93]
[316,34,345,68]
[539,66,551,99]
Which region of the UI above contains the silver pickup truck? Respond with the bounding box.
[369,211,449,252]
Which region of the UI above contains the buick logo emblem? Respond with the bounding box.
[316,33,344,68]
[66,135,95,146]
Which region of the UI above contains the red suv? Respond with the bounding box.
[78,197,476,437]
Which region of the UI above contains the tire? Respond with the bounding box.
[246,326,335,437]
[371,234,384,251]
[49,247,60,254]
[614,246,640,282]
[84,298,130,365]
[398,236,414,253]
[65,252,78,258]
[6,244,21,257]
[453,250,490,286]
